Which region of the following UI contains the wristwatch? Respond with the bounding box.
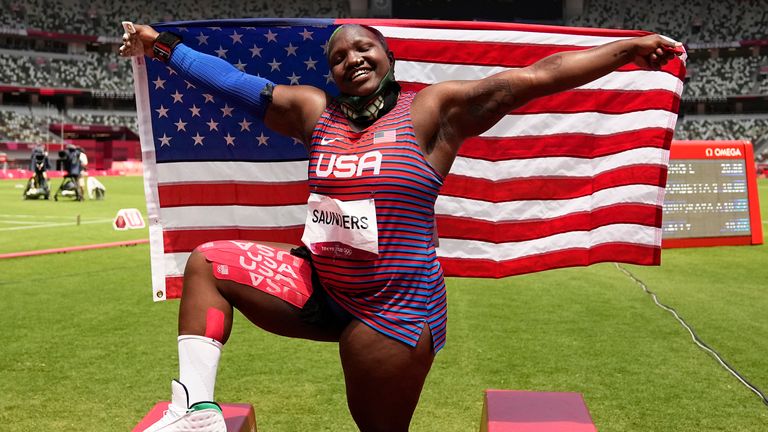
[153,32,182,63]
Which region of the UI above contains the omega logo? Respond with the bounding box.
[705,147,742,157]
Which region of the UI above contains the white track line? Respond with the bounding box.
[0,220,55,226]
[0,218,114,232]
[0,213,85,220]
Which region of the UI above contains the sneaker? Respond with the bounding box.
[142,379,227,432]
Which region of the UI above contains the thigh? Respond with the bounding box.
[338,320,435,432]
[216,277,344,342]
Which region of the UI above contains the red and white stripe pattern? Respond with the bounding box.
[371,20,684,278]
[134,19,685,300]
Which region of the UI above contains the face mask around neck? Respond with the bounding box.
[337,67,400,126]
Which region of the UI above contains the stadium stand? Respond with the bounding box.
[0,0,349,36]
[55,52,132,92]
[675,116,768,141]
[0,105,139,144]
[568,0,768,42]
[67,108,138,130]
[0,106,59,143]
[684,55,768,99]
[0,52,50,86]
[0,51,131,91]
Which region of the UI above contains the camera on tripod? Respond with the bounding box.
[56,146,80,174]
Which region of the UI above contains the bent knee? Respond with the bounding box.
[184,248,213,278]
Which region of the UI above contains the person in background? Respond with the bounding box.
[77,146,88,199]
[29,145,50,188]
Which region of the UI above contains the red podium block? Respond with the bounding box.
[480,390,596,432]
[133,402,256,432]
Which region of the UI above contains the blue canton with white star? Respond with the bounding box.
[147,19,339,163]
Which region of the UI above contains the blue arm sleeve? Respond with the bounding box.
[169,43,274,118]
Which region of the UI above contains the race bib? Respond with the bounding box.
[301,193,379,260]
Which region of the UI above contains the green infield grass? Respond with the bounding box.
[0,175,148,254]
[0,177,766,431]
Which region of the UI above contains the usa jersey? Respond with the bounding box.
[307,91,448,351]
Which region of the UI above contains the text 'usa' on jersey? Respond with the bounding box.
[308,95,443,202]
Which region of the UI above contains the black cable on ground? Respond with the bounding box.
[615,263,768,408]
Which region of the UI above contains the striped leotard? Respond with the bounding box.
[308,91,448,351]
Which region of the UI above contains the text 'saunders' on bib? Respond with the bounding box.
[301,193,379,260]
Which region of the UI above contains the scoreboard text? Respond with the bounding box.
[662,140,762,248]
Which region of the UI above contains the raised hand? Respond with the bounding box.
[118,22,159,58]
[632,34,684,69]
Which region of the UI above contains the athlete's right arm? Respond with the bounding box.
[119,24,327,146]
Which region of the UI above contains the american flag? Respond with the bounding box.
[130,18,685,301]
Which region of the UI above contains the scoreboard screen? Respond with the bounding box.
[662,141,763,248]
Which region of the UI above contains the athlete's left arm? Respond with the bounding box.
[412,34,682,176]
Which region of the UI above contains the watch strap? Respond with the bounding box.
[153,32,182,63]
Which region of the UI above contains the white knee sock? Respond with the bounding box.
[177,335,222,404]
